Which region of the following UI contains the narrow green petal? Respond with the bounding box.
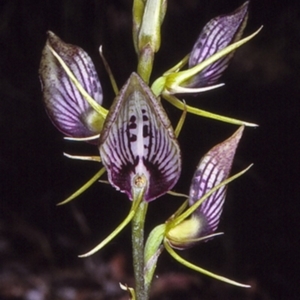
[164,240,250,288]
[163,93,258,127]
[99,46,119,95]
[167,191,189,198]
[63,153,101,162]
[132,0,145,53]
[167,83,224,95]
[174,101,187,137]
[79,185,144,257]
[57,168,106,205]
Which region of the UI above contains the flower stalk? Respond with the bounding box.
[39,1,260,299]
[132,200,148,299]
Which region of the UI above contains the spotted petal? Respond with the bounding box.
[39,31,104,138]
[99,72,181,202]
[187,1,249,87]
[189,126,244,236]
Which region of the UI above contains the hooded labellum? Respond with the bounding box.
[167,126,244,249]
[99,72,181,202]
[39,31,104,139]
[186,1,249,88]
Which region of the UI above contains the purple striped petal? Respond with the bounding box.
[39,31,104,138]
[99,72,181,202]
[189,126,244,237]
[187,2,249,87]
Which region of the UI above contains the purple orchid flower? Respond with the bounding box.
[167,126,244,249]
[99,72,181,202]
[186,1,249,88]
[39,31,106,140]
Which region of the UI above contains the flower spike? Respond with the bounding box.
[39,31,106,139]
[39,0,259,294]
[99,72,181,202]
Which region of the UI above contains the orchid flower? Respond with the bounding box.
[186,1,250,89]
[151,1,262,127]
[144,126,252,288]
[99,72,181,202]
[39,31,107,141]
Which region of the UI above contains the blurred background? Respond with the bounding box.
[0,0,298,299]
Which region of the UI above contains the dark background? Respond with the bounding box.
[0,0,298,299]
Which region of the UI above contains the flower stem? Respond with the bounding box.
[132,200,148,300]
[137,44,154,84]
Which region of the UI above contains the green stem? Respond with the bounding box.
[132,200,148,300]
[137,44,154,84]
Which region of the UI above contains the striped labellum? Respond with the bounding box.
[99,73,181,202]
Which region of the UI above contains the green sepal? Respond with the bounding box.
[57,167,106,206]
[63,153,101,162]
[174,100,187,137]
[79,182,145,257]
[99,46,119,95]
[164,240,251,288]
[167,191,189,198]
[163,93,258,127]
